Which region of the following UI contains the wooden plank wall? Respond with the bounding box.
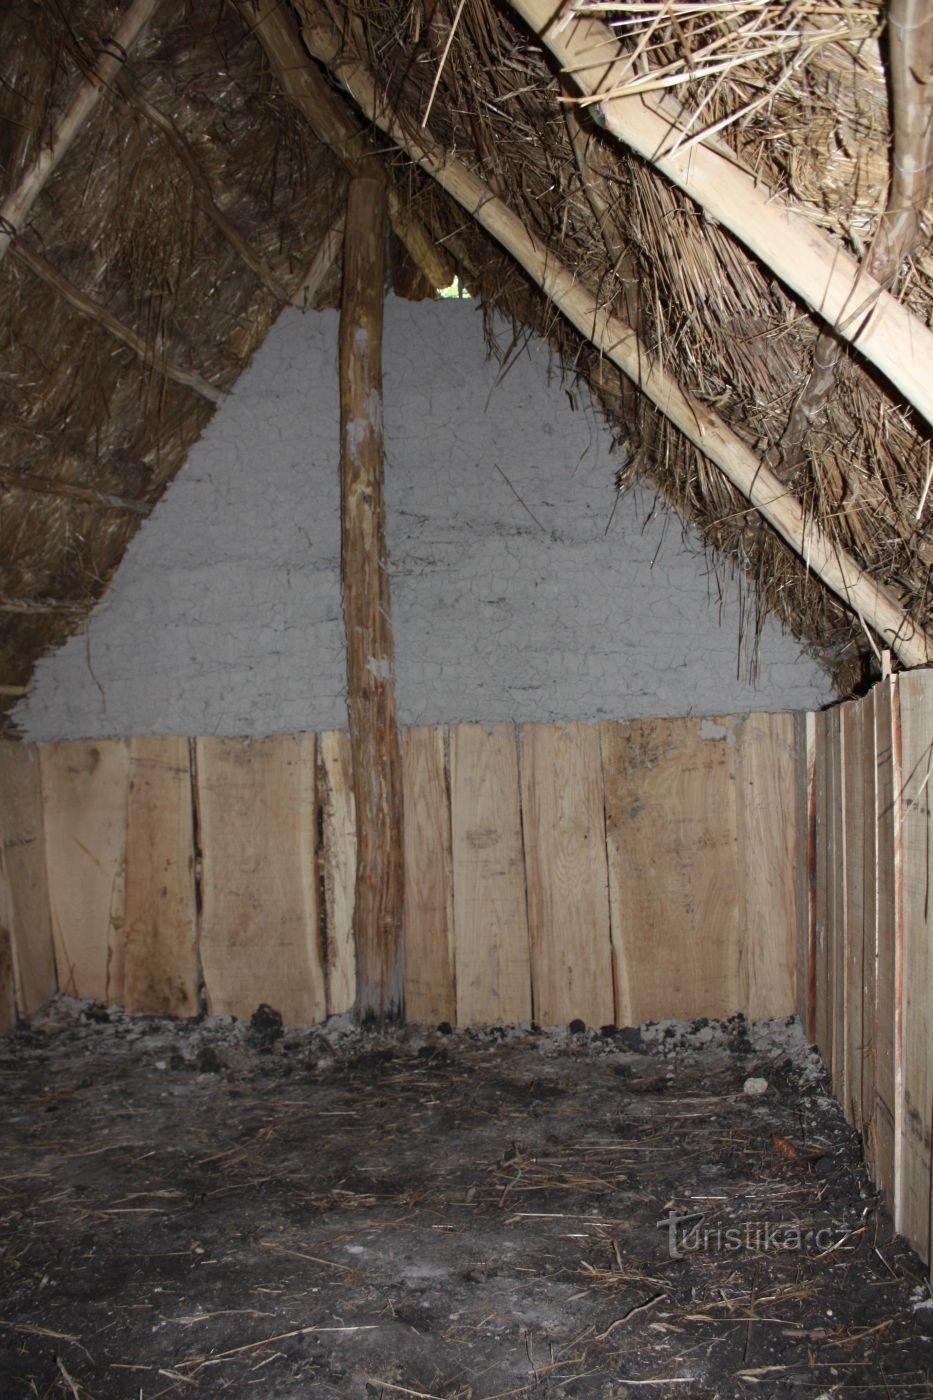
[3,674,930,1274]
[3,710,806,1037]
[0,743,56,1024]
[808,669,933,1275]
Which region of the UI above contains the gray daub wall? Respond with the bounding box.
[16,298,834,740]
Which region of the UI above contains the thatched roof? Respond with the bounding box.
[1,0,930,727]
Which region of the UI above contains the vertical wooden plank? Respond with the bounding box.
[519,721,613,1028]
[0,743,56,1017]
[402,725,456,1026]
[122,736,198,1017]
[859,692,878,1140]
[829,707,847,1105]
[896,669,932,1262]
[196,735,324,1026]
[842,700,866,1130]
[450,724,531,1026]
[0,924,14,1033]
[319,730,357,1017]
[802,711,817,1038]
[812,709,832,1063]
[737,712,801,1022]
[872,678,898,1210]
[601,715,742,1025]
[40,741,129,1003]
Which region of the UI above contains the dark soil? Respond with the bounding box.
[0,1001,931,1399]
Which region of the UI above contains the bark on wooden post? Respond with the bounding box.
[340,173,404,1022]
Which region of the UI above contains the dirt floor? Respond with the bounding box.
[1,1001,932,1399]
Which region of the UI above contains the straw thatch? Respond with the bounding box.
[0,0,930,724]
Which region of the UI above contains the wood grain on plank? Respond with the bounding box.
[738,712,801,1022]
[896,669,933,1259]
[841,699,868,1130]
[196,735,324,1026]
[519,722,613,1028]
[122,737,198,1017]
[0,743,56,1016]
[857,693,879,1138]
[802,712,817,1037]
[828,707,847,1104]
[40,741,130,1003]
[812,709,832,1064]
[871,678,898,1207]
[0,925,14,1033]
[319,730,357,1016]
[601,716,742,1024]
[402,726,455,1025]
[450,724,531,1026]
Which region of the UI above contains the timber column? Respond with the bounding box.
[339,172,404,1022]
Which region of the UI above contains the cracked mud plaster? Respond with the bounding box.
[17,298,834,740]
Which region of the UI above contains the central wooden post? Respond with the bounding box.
[339,172,404,1022]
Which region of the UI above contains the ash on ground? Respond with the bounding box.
[0,999,929,1398]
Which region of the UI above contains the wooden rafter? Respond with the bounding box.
[0,596,89,616]
[507,0,933,430]
[0,465,149,516]
[240,0,455,293]
[0,0,161,266]
[340,174,405,1023]
[294,0,931,670]
[11,241,225,405]
[768,0,933,476]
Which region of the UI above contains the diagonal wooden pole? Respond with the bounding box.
[295,0,931,670]
[0,0,161,266]
[241,0,454,292]
[340,172,405,1023]
[506,0,933,429]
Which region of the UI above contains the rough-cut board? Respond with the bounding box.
[896,669,932,1260]
[196,735,324,1026]
[40,740,130,1003]
[857,694,878,1136]
[736,712,801,1022]
[319,730,356,1016]
[802,712,817,1037]
[829,707,847,1104]
[841,700,868,1131]
[122,737,198,1017]
[812,709,832,1063]
[601,716,741,1024]
[450,724,531,1026]
[519,722,613,1028]
[870,679,898,1207]
[0,743,56,1016]
[402,726,455,1025]
[0,924,13,1033]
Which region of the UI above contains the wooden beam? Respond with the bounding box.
[11,241,225,405]
[290,209,345,309]
[0,0,161,267]
[768,0,933,478]
[0,464,149,516]
[0,595,89,616]
[340,174,405,1022]
[508,0,933,429]
[242,0,454,291]
[293,2,932,671]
